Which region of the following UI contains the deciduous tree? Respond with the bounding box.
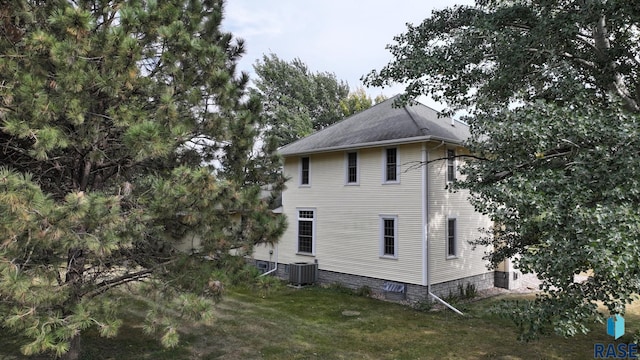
[252,53,350,147]
[340,87,374,117]
[366,0,640,339]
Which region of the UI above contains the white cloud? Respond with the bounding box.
[223,0,474,111]
[223,3,284,38]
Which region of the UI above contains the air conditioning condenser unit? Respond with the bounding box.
[289,262,318,286]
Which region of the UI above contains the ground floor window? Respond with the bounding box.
[380,215,398,258]
[447,218,457,258]
[297,209,315,254]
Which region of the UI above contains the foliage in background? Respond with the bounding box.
[339,87,387,117]
[252,54,379,147]
[365,0,640,339]
[0,1,285,358]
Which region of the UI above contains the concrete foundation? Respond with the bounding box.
[257,261,498,303]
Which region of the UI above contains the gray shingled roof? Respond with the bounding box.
[279,95,470,156]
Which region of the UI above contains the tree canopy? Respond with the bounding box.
[252,53,353,147]
[340,87,387,117]
[366,0,640,339]
[0,0,284,358]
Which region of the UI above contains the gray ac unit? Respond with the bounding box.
[289,262,318,286]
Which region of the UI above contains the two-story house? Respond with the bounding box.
[252,96,520,302]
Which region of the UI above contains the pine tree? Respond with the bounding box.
[0,1,284,358]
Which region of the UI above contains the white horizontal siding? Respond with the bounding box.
[254,144,425,284]
[427,145,492,285]
[253,243,276,261]
[254,141,492,287]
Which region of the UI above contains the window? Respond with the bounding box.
[447,218,457,258]
[297,209,315,254]
[384,148,398,182]
[300,157,310,186]
[447,149,456,182]
[380,215,398,258]
[346,152,358,184]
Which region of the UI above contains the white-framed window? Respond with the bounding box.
[345,151,359,185]
[447,149,456,182]
[380,215,398,259]
[297,208,316,255]
[446,217,457,258]
[383,147,399,183]
[300,156,310,186]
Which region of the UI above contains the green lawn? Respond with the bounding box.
[1,286,636,359]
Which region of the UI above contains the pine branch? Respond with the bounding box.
[83,268,154,299]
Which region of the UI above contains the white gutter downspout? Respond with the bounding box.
[423,143,464,316]
[430,292,464,315]
[422,143,428,287]
[260,244,278,276]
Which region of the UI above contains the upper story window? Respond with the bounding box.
[447,149,456,182]
[384,148,398,183]
[346,152,358,184]
[300,156,310,186]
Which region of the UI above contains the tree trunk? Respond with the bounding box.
[63,248,85,360]
[62,335,81,360]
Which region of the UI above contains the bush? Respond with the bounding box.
[355,285,372,297]
[165,254,269,299]
[254,275,283,298]
[455,283,478,301]
[464,283,478,299]
[444,289,459,304]
[326,282,354,294]
[413,299,434,312]
[231,264,262,286]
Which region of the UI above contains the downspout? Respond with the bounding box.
[430,292,464,315]
[261,201,282,277]
[422,143,428,287]
[261,244,279,276]
[424,142,464,315]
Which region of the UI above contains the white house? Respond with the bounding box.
[252,96,521,302]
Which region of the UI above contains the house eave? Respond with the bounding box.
[279,135,466,157]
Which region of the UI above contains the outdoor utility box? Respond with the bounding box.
[256,261,269,274]
[383,282,406,301]
[289,262,318,286]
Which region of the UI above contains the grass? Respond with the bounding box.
[1,285,637,359]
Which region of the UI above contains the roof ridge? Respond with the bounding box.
[278,95,470,156]
[278,94,402,152]
[403,103,430,135]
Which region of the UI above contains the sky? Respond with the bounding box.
[222,0,474,111]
